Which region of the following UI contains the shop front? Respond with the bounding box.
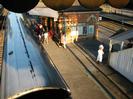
[57,12,99,43]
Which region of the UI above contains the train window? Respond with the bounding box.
[112,43,121,52]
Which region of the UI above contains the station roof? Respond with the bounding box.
[60,6,101,13]
[110,29,133,43]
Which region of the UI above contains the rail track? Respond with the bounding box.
[97,20,132,44]
[98,21,132,32]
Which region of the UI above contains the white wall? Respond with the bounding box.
[109,48,133,82]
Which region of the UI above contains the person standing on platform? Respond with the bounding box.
[44,28,49,44]
[75,27,79,41]
[34,24,40,40]
[96,44,104,63]
[58,30,62,47]
[38,24,45,43]
[61,32,66,49]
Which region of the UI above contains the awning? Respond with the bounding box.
[28,1,59,21]
[28,8,59,19]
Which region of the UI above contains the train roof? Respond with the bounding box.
[1,12,70,99]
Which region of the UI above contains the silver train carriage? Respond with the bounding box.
[1,13,71,99]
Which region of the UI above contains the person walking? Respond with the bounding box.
[96,44,104,63]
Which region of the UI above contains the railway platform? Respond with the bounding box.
[22,14,133,98]
[42,40,109,99]
[42,37,133,99]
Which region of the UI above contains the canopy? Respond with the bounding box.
[110,29,133,44]
[28,1,59,20]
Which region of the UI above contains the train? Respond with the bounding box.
[1,51,71,99]
[0,13,71,99]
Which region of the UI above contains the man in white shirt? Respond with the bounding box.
[96,44,104,63]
